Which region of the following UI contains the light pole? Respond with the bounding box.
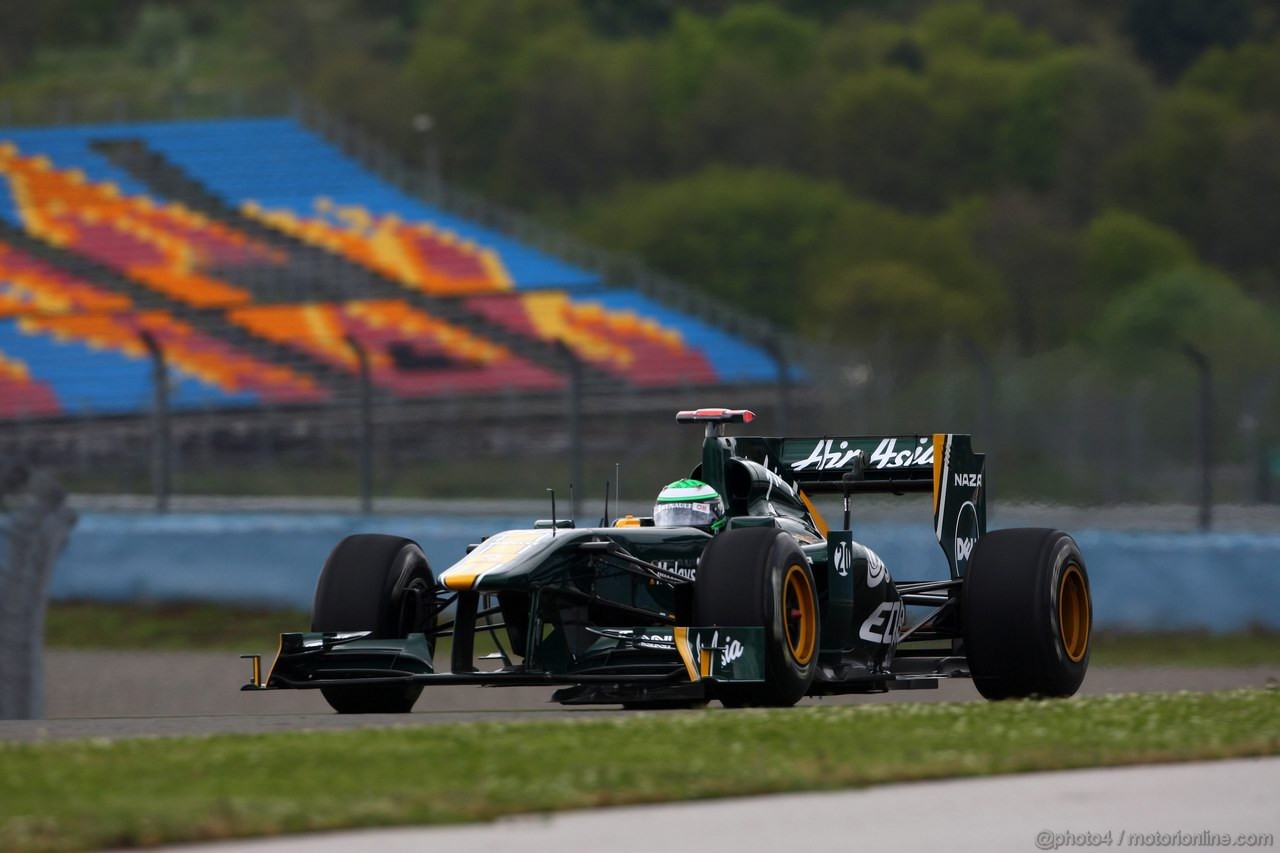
[346,335,374,514]
[1183,344,1213,531]
[139,330,171,513]
[412,112,441,200]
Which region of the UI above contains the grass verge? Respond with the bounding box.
[2,689,1278,851]
[46,601,1280,667]
[45,601,310,651]
[43,601,500,660]
[1089,629,1280,667]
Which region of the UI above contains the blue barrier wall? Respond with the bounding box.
[49,512,1280,631]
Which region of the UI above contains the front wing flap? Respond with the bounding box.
[244,626,764,690]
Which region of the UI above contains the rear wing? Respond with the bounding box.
[778,434,987,579]
[679,411,987,579]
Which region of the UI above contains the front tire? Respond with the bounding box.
[962,528,1091,700]
[312,534,435,713]
[695,527,819,707]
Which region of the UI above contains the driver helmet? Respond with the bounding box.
[653,479,726,531]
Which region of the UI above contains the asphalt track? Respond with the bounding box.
[0,650,1276,742]
[139,757,1280,852]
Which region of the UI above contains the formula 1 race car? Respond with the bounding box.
[241,408,1092,712]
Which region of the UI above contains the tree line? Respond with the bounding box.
[2,0,1278,370]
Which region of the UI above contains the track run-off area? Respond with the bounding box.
[2,654,1276,852]
[0,651,1276,742]
[138,757,1280,853]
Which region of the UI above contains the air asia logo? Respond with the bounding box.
[791,440,860,471]
[954,472,983,488]
[792,437,933,471]
[833,541,851,577]
[695,631,745,670]
[865,549,886,588]
[858,600,904,644]
[954,501,980,575]
[869,438,933,470]
[718,633,745,667]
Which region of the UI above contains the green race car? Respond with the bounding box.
[242,408,1092,711]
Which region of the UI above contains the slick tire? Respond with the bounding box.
[312,534,435,714]
[695,528,819,708]
[962,528,1091,700]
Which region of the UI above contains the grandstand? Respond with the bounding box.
[0,116,787,427]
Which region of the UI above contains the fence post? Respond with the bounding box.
[346,336,374,514]
[138,331,171,513]
[1184,345,1213,531]
[559,343,584,522]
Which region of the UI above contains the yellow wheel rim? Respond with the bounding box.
[783,564,817,666]
[1058,563,1090,663]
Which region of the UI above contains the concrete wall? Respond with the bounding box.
[49,511,1280,631]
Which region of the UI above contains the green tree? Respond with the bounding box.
[575,167,848,325]
[399,0,587,191]
[916,1,1054,60]
[815,262,986,351]
[1183,38,1280,116]
[1123,0,1252,81]
[713,3,818,76]
[820,68,945,211]
[1000,50,1154,218]
[0,0,41,75]
[1082,210,1195,305]
[498,35,662,202]
[811,198,1008,345]
[1100,90,1239,250]
[813,16,913,75]
[673,59,798,171]
[1206,115,1280,292]
[916,2,990,55]
[1094,267,1279,371]
[969,193,1081,351]
[926,54,1022,199]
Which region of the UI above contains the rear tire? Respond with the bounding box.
[312,534,435,714]
[962,528,1091,700]
[695,528,819,707]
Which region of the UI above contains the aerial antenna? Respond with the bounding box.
[546,488,557,536]
[569,482,575,527]
[601,480,611,528]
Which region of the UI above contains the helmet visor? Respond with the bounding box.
[653,500,720,528]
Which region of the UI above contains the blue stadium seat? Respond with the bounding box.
[0,319,257,414]
[589,289,790,383]
[0,117,786,393]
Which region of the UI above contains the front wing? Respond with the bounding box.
[243,626,766,692]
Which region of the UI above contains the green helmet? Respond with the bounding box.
[654,479,726,531]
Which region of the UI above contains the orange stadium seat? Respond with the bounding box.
[22,310,327,405]
[0,240,132,317]
[0,145,278,309]
[243,200,511,297]
[0,350,60,417]
[229,300,562,397]
[468,292,717,386]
